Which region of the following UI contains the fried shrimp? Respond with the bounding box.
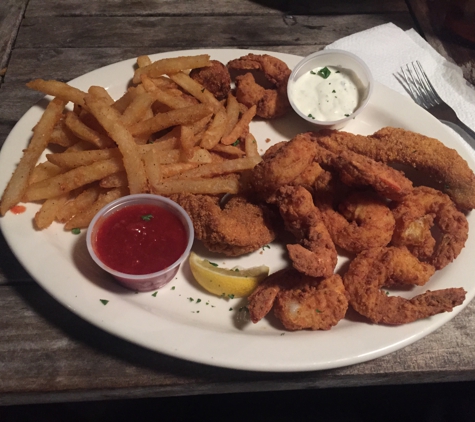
[227,53,291,119]
[248,268,348,330]
[391,186,469,270]
[170,193,277,256]
[271,185,337,278]
[251,133,320,199]
[315,127,475,210]
[318,191,396,253]
[343,246,465,325]
[313,133,413,201]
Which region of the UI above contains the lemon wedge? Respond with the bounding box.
[188,252,269,298]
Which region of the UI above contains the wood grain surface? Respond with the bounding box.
[1,0,475,407]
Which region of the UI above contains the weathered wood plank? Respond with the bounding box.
[24,0,409,17]
[14,14,414,49]
[0,0,28,79]
[0,283,474,405]
[406,0,475,85]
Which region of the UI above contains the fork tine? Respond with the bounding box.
[414,61,442,106]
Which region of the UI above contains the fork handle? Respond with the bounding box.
[455,119,475,141]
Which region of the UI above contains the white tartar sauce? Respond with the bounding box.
[291,66,364,121]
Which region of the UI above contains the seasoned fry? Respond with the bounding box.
[168,72,221,112]
[56,185,101,223]
[26,79,86,108]
[46,148,121,168]
[224,93,240,136]
[34,193,69,229]
[179,125,196,161]
[0,98,66,215]
[29,161,65,185]
[85,92,148,194]
[133,54,211,84]
[212,144,246,157]
[221,105,256,145]
[137,55,152,68]
[99,172,128,188]
[128,103,212,137]
[200,106,228,149]
[64,187,126,230]
[24,158,123,201]
[168,156,261,180]
[120,92,155,127]
[150,177,240,196]
[65,111,115,148]
[244,132,259,158]
[142,147,163,190]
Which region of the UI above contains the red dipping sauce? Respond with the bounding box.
[87,194,194,292]
[94,204,188,275]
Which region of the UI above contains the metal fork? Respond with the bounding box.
[395,61,475,143]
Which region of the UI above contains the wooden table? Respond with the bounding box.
[1,0,475,408]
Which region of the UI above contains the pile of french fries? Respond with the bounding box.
[0,54,262,230]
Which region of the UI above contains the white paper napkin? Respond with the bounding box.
[325,22,475,137]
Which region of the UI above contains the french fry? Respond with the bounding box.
[161,162,199,178]
[212,144,246,157]
[50,118,80,147]
[34,193,69,229]
[64,187,127,230]
[133,54,211,84]
[152,87,198,110]
[0,97,66,215]
[244,133,259,158]
[99,172,128,188]
[56,185,101,223]
[46,148,121,168]
[88,86,114,106]
[29,161,65,185]
[113,87,137,113]
[221,105,256,145]
[65,111,115,148]
[200,106,228,150]
[120,92,155,127]
[26,79,86,108]
[128,103,212,137]
[188,147,213,163]
[224,93,240,136]
[137,55,152,68]
[179,125,196,161]
[142,147,163,191]
[168,72,221,112]
[168,156,261,180]
[150,177,240,196]
[85,92,148,194]
[24,158,123,201]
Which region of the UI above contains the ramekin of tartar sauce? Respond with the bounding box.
[287,49,374,129]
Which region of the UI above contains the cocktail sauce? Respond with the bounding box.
[93,204,188,275]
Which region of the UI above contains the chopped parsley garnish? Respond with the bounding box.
[71,228,81,235]
[316,309,322,313]
[171,286,175,290]
[344,114,350,117]
[229,307,233,311]
[141,214,153,221]
[208,261,218,267]
[234,268,239,272]
[188,297,194,302]
[100,299,109,305]
[232,139,240,146]
[332,90,336,93]
[308,114,315,119]
[152,291,158,297]
[310,70,316,75]
[262,244,271,250]
[228,294,235,299]
[196,298,202,304]
[317,67,331,78]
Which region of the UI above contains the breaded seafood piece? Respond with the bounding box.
[228,53,292,119]
[270,185,337,278]
[343,246,465,325]
[189,60,231,101]
[315,127,475,210]
[251,132,320,199]
[248,268,348,331]
[171,193,277,256]
[391,186,468,270]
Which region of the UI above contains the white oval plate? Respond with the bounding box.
[1,49,474,372]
